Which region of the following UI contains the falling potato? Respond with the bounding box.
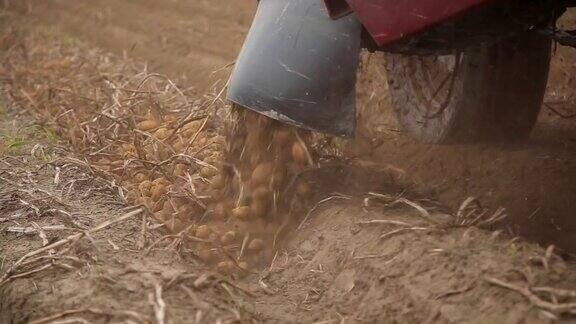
[252,186,271,200]
[210,174,226,190]
[248,238,265,252]
[291,141,308,164]
[251,162,274,186]
[213,202,230,220]
[232,206,251,220]
[249,199,268,219]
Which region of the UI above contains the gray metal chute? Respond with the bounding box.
[227,0,361,136]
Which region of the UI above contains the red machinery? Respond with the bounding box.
[228,0,574,142]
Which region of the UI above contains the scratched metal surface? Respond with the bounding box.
[227,0,361,136]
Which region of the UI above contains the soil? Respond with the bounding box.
[11,0,256,93]
[0,103,242,323]
[3,105,576,323]
[2,1,576,323]
[16,0,576,253]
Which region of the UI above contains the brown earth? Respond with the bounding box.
[3,99,576,323]
[11,0,256,93]
[2,1,576,323]
[14,0,576,253]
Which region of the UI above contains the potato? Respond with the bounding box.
[165,115,177,123]
[210,174,226,190]
[151,183,167,201]
[183,120,201,132]
[250,199,268,219]
[251,162,274,186]
[236,261,250,277]
[152,177,169,186]
[120,143,135,156]
[252,186,270,200]
[291,141,308,164]
[221,231,236,245]
[232,206,251,220]
[216,261,234,275]
[195,225,211,239]
[172,140,185,151]
[273,128,292,144]
[196,137,208,147]
[213,202,229,220]
[198,249,216,263]
[137,120,159,131]
[248,238,265,252]
[271,170,286,188]
[200,166,217,178]
[238,261,249,271]
[154,127,170,140]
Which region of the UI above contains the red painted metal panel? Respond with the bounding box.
[343,0,498,46]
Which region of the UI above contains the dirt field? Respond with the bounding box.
[18,0,256,93]
[2,1,576,323]
[15,0,576,254]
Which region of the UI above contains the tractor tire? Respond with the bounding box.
[384,31,552,143]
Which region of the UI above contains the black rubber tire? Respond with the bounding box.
[384,32,552,144]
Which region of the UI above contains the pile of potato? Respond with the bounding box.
[2,29,319,276]
[191,107,315,274]
[101,106,314,275]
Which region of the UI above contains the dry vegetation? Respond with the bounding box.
[0,20,328,278]
[3,10,576,324]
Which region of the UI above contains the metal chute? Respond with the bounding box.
[227,0,361,136]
